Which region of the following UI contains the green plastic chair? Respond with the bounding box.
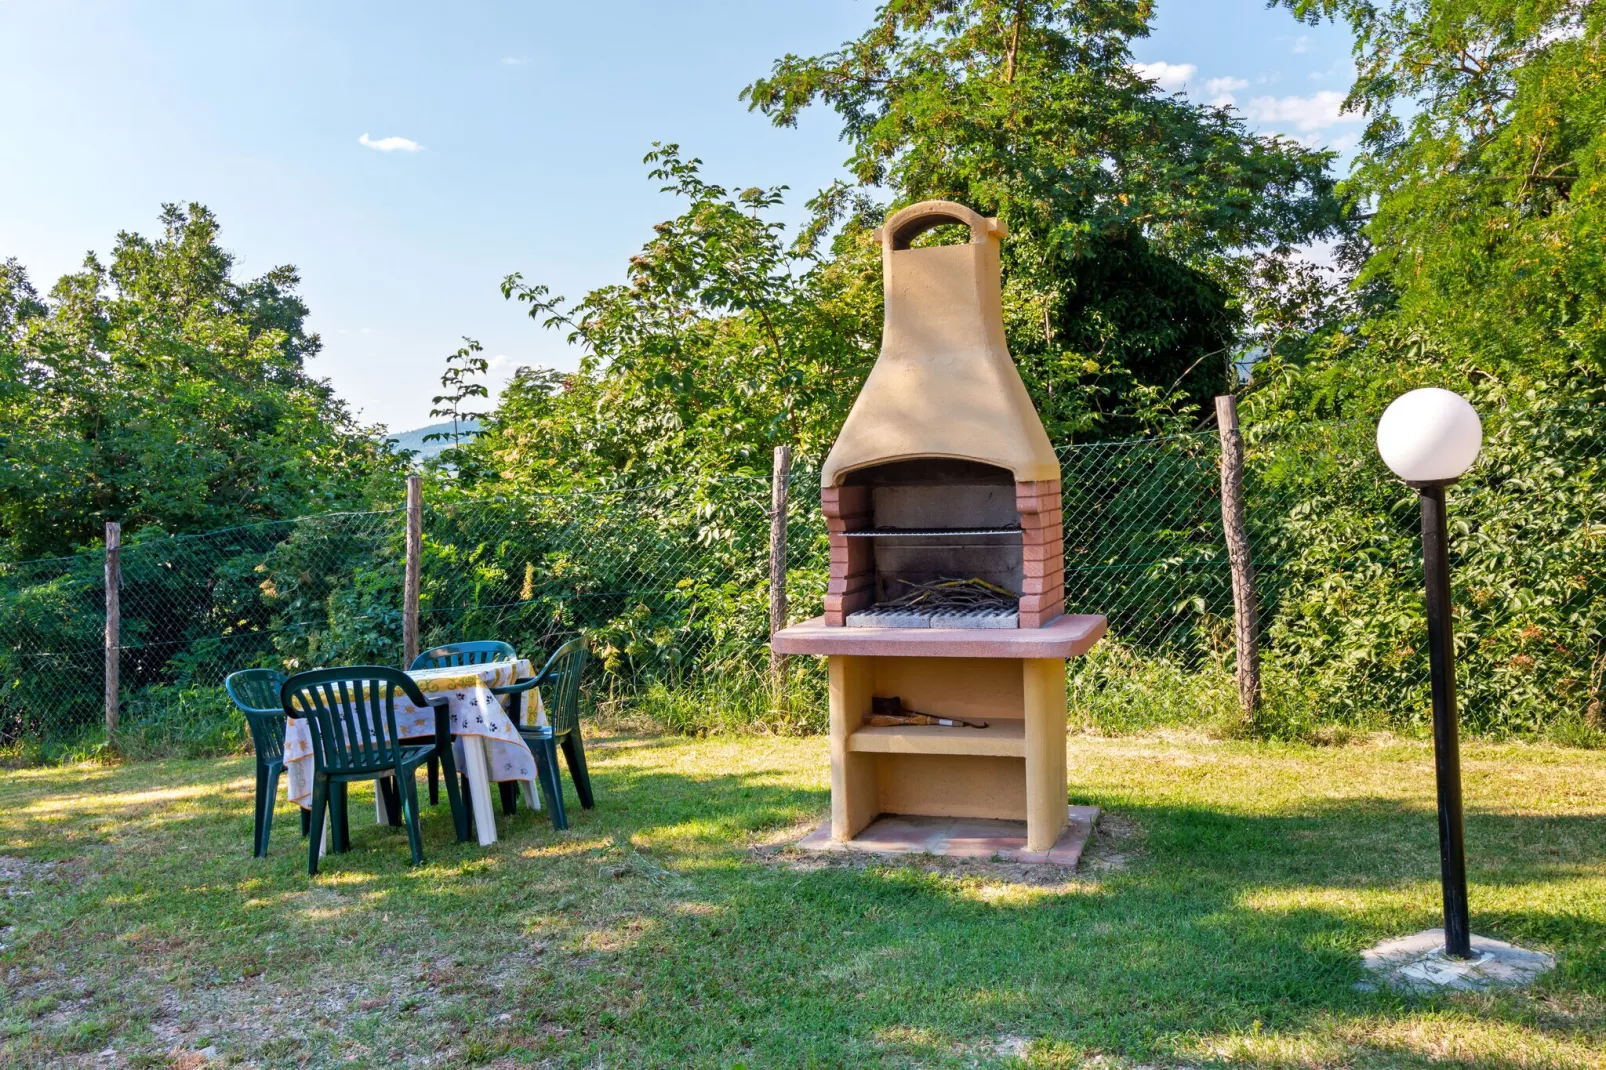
[224,668,313,856]
[409,640,517,671]
[511,639,592,830]
[407,640,520,807]
[281,666,469,875]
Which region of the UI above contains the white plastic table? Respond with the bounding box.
[282,660,543,847]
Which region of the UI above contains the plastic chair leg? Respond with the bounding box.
[378,777,404,828]
[559,731,595,809]
[498,781,519,816]
[428,756,440,805]
[330,782,351,853]
[301,806,311,837]
[261,765,282,856]
[399,768,424,865]
[252,764,269,858]
[458,773,476,840]
[437,741,469,844]
[532,736,567,830]
[307,780,329,876]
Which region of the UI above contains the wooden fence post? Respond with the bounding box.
[769,446,791,693]
[1215,396,1261,722]
[403,474,423,667]
[104,521,121,737]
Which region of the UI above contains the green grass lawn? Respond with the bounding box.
[2,731,1604,1068]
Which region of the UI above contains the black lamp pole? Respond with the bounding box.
[1416,481,1473,959]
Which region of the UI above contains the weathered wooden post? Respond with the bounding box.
[769,445,791,693]
[104,521,121,737]
[1215,395,1261,722]
[403,474,423,667]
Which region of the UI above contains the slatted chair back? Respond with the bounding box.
[225,668,289,765]
[536,639,588,735]
[408,640,517,672]
[281,666,431,774]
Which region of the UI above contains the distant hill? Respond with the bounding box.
[383,420,482,460]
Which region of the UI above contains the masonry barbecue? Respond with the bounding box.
[772,200,1107,859]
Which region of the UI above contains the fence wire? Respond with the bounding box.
[2,405,1603,753]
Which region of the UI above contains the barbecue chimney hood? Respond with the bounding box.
[821,200,1059,488]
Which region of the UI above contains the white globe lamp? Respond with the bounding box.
[1377,386,1483,959]
[1376,387,1482,484]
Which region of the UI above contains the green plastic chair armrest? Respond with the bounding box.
[489,677,540,697]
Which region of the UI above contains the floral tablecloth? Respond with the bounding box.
[282,660,543,809]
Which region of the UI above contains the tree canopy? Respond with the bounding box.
[743,0,1348,437]
[0,203,398,558]
[1252,0,1605,418]
[493,146,881,486]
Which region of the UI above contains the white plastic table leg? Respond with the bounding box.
[374,784,390,825]
[520,779,539,810]
[460,735,498,846]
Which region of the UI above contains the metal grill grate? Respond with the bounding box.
[844,605,1019,630]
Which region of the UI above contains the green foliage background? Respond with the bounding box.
[3,1,1605,759]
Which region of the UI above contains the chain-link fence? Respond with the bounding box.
[3,404,1603,758]
[0,473,825,754]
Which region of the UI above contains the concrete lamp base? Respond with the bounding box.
[1359,929,1555,993]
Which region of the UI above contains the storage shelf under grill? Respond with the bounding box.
[847,719,1025,758]
[837,526,1022,538]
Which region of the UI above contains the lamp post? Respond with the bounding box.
[1376,387,1483,960]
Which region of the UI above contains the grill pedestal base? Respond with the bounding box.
[796,806,1100,867]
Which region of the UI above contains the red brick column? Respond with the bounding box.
[1016,479,1064,627]
[822,485,874,625]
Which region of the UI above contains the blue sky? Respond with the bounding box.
[0,1,1357,431]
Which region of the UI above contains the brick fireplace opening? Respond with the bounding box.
[823,461,1064,628]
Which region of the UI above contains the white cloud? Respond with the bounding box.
[1205,76,1248,107]
[1292,34,1311,53]
[1131,61,1197,92]
[488,353,513,371]
[501,56,525,66]
[1245,90,1362,133]
[358,133,423,153]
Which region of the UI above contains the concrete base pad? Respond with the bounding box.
[797,805,1099,867]
[1360,929,1555,992]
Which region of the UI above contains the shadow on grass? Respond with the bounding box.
[547,770,1606,1065]
[3,743,1603,1067]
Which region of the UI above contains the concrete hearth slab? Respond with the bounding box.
[797,805,1100,867]
[1359,929,1555,993]
[771,614,1106,658]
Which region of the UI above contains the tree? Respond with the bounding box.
[0,203,399,558]
[744,0,1348,437]
[494,145,881,484]
[1255,0,1605,417]
[1233,2,1606,739]
[423,336,490,474]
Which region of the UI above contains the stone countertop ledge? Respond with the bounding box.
[770,613,1107,659]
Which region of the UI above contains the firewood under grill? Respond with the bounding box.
[845,577,1020,630]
